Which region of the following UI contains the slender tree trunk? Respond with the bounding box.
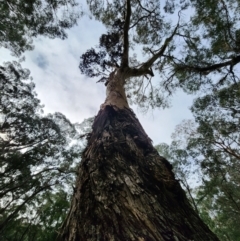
[58,70,219,241]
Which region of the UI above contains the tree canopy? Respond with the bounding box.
[0,61,88,240]
[157,81,240,240]
[78,0,240,112]
[0,0,81,56]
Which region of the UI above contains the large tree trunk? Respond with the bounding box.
[58,71,219,241]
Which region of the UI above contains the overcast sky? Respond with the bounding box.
[1,9,194,145]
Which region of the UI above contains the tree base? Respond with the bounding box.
[58,105,219,241]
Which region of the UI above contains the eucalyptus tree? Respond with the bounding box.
[0,0,81,56]
[159,82,240,240]
[155,139,200,215]
[188,83,240,241]
[57,0,221,240]
[0,61,83,240]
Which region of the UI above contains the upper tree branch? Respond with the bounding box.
[131,0,157,30]
[128,21,179,77]
[121,0,131,68]
[142,23,179,68]
[175,55,240,74]
[130,11,153,30]
[136,0,154,14]
[219,0,235,44]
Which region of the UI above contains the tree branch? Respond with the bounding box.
[143,24,179,68]
[219,0,235,44]
[130,12,152,29]
[136,0,155,14]
[0,184,53,232]
[176,55,240,74]
[128,21,180,77]
[121,0,131,68]
[214,140,240,160]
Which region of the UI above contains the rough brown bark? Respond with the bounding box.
[57,103,219,241]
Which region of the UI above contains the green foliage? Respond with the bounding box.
[160,82,240,240]
[170,0,240,95]
[1,191,70,241]
[189,84,240,240]
[0,0,81,56]
[0,61,85,240]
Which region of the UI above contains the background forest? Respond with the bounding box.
[0,0,240,240]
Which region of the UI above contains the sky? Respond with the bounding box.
[1,7,194,146]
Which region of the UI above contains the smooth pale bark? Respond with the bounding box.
[102,70,129,109]
[57,70,219,241]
